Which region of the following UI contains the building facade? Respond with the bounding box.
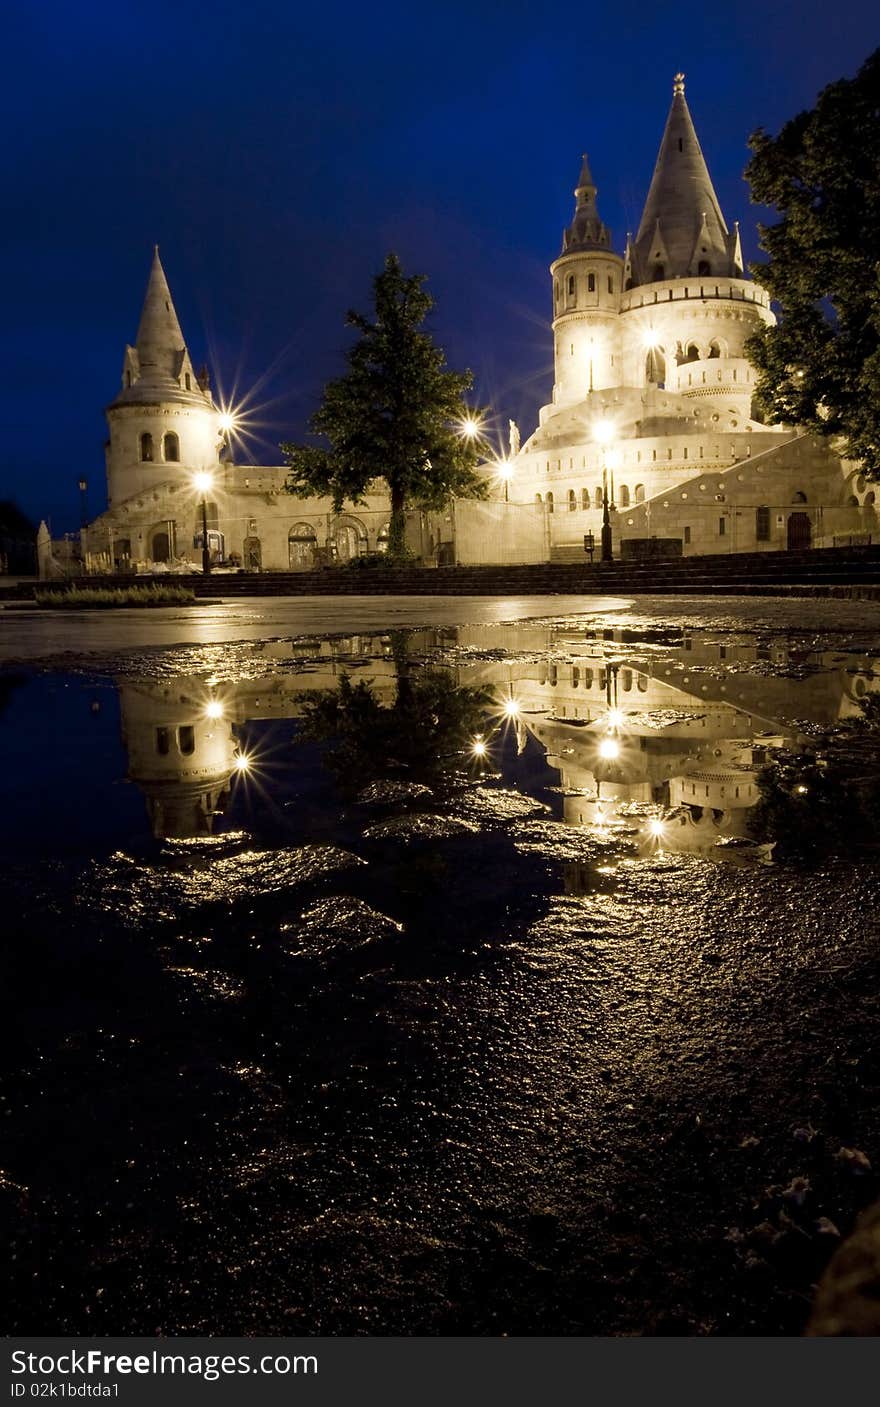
[75,75,875,575]
[509,74,875,558]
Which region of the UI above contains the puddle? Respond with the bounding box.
[2,616,880,1335]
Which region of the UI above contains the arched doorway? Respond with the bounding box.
[243,536,262,570]
[332,517,367,561]
[787,512,811,550]
[288,524,317,570]
[151,529,170,562]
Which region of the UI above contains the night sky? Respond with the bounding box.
[4,0,878,533]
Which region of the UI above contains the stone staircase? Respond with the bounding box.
[29,545,880,600]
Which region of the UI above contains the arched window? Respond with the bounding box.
[708,341,721,359]
[178,726,195,756]
[581,488,589,510]
[756,506,771,541]
[184,373,191,391]
[568,489,576,512]
[553,280,560,308]
[792,490,808,504]
[685,343,700,363]
[535,493,543,512]
[140,432,153,462]
[567,275,576,297]
[697,260,711,276]
[125,371,132,388]
[634,484,645,504]
[620,484,630,507]
[377,522,391,553]
[163,432,179,462]
[587,272,596,292]
[653,264,665,281]
[594,486,603,508]
[546,492,554,514]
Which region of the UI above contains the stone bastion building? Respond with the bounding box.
[74,74,875,575]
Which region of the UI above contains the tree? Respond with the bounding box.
[744,49,880,473]
[282,253,488,558]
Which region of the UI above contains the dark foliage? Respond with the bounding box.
[744,49,880,473]
[281,253,488,557]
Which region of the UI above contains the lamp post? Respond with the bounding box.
[594,420,615,564]
[77,478,88,530]
[497,461,513,503]
[194,471,213,574]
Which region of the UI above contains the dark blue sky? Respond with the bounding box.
[3,0,878,532]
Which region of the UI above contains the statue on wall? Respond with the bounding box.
[508,419,520,457]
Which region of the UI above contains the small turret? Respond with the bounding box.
[104,249,225,516]
[550,154,624,404]
[561,154,614,253]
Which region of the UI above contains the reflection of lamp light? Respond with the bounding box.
[647,817,665,837]
[605,708,624,729]
[472,738,487,757]
[598,738,619,760]
[204,700,224,720]
[503,698,520,718]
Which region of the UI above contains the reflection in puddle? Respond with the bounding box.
[2,617,880,1336]
[106,623,880,868]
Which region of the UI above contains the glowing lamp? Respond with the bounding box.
[460,416,481,440]
[193,471,214,495]
[472,738,487,758]
[233,754,251,773]
[218,412,237,433]
[503,699,520,718]
[598,738,620,760]
[594,419,615,446]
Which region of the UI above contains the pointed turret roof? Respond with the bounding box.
[109,248,212,408]
[630,74,735,284]
[560,153,615,254]
[135,246,187,382]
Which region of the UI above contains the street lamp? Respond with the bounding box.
[193,471,214,574]
[593,420,615,564]
[496,460,513,503]
[77,478,88,531]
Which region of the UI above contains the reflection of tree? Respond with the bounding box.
[749,698,880,863]
[295,662,493,792]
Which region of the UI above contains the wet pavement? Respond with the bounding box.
[2,598,880,1335]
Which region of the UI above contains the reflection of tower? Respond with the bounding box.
[118,681,237,839]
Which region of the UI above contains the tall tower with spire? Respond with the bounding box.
[104,249,224,533]
[617,73,772,411]
[550,155,624,406]
[627,73,742,287]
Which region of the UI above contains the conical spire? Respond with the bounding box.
[561,153,613,253]
[135,246,187,382]
[630,74,734,285]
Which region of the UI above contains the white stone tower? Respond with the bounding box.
[618,73,773,414]
[550,155,624,405]
[105,249,224,520]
